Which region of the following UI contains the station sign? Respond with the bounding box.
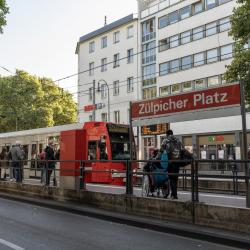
[131,83,240,120]
[84,105,96,112]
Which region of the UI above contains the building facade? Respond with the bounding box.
[76,14,139,125]
[76,0,250,162]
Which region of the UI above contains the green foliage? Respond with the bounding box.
[224,0,250,102]
[0,0,9,33]
[0,70,77,132]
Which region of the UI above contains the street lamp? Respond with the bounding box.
[97,79,110,122]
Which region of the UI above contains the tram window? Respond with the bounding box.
[99,141,108,160]
[88,141,97,160]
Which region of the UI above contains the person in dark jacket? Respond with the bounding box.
[44,140,56,186]
[160,130,184,199]
[9,141,25,183]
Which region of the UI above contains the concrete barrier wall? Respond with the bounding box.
[0,181,249,234]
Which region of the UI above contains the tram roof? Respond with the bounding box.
[0,123,83,139]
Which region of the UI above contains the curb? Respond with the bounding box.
[0,192,249,249]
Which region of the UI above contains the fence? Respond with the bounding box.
[0,158,249,207]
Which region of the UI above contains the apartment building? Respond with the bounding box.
[76,14,139,124]
[76,0,250,161]
[137,0,250,160]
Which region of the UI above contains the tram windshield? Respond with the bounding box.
[107,124,135,160]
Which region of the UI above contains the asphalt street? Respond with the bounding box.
[0,197,243,250]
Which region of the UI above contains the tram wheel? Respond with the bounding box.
[142,175,150,197]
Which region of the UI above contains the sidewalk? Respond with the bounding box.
[0,191,249,249]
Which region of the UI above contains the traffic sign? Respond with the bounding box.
[84,105,96,112]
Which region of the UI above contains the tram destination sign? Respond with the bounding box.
[132,83,240,120]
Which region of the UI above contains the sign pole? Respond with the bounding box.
[240,80,250,208]
[92,80,96,121]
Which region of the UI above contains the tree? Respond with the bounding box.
[224,0,250,102]
[0,70,77,132]
[0,0,9,33]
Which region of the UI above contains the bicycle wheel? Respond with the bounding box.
[142,175,150,197]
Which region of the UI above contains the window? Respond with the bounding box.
[101,58,107,72]
[159,38,168,52]
[170,59,180,72]
[114,111,120,123]
[219,17,231,32]
[113,53,120,68]
[169,35,179,48]
[207,76,220,86]
[88,141,97,160]
[206,22,217,36]
[159,62,169,76]
[182,82,192,92]
[89,62,94,76]
[194,52,205,66]
[127,49,134,63]
[113,80,119,96]
[218,0,231,4]
[169,11,179,24]
[193,26,204,40]
[89,87,93,101]
[142,41,156,64]
[142,87,157,99]
[181,56,192,70]
[127,26,134,38]
[180,31,191,44]
[101,84,107,98]
[206,0,216,9]
[114,31,120,43]
[180,6,191,20]
[142,18,155,37]
[101,113,107,122]
[159,86,170,96]
[159,15,168,29]
[127,77,134,92]
[207,48,218,63]
[171,83,181,93]
[101,36,107,48]
[220,44,233,60]
[89,41,95,53]
[194,79,206,89]
[143,64,156,81]
[193,1,203,14]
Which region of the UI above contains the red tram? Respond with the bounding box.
[60,122,137,186]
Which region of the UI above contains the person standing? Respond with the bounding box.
[9,142,25,183]
[44,140,56,186]
[0,147,8,180]
[161,130,184,199]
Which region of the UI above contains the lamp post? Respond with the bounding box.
[97,79,110,122]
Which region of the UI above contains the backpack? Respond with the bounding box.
[168,138,182,160]
[160,150,168,170]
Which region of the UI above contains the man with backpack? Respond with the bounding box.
[161,129,184,199]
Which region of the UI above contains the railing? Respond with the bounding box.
[0,159,249,207]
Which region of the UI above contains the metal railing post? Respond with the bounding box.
[79,160,85,190]
[126,160,133,195]
[194,160,199,202]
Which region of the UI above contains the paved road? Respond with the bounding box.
[0,198,242,250]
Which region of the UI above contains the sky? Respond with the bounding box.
[0,0,138,96]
